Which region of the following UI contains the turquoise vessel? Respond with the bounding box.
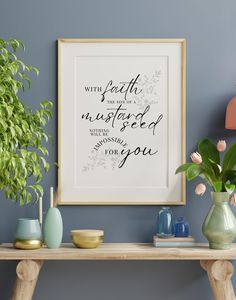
[202,192,236,250]
[15,218,42,240]
[43,208,63,248]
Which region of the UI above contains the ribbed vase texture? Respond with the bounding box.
[202,192,236,249]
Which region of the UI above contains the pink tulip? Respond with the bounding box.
[230,194,236,206]
[195,183,206,196]
[190,152,202,164]
[217,140,226,152]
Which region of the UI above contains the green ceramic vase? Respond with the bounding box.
[43,208,63,249]
[202,192,236,250]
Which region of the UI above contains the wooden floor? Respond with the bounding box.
[1,243,236,260]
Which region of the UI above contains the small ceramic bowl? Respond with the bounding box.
[71,230,104,249]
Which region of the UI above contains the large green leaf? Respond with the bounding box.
[186,164,202,181]
[198,138,220,165]
[223,144,236,171]
[175,163,194,174]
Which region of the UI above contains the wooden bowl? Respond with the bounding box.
[71,230,104,249]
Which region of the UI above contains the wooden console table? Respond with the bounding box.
[1,243,236,300]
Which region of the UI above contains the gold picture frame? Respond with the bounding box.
[58,38,186,205]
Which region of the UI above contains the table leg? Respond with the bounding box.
[200,260,235,300]
[11,260,44,300]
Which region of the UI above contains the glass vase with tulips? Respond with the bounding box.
[176,138,236,205]
[176,138,236,249]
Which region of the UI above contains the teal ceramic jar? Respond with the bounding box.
[15,218,42,240]
[202,192,236,250]
[43,208,63,249]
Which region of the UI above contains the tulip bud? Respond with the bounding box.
[195,183,206,196]
[190,152,202,164]
[230,194,236,206]
[217,140,226,152]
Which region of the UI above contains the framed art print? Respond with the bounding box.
[58,39,186,205]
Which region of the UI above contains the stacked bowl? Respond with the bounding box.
[14,219,42,250]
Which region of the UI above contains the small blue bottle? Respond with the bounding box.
[157,207,174,238]
[174,217,190,237]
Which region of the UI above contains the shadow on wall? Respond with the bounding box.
[0,260,211,300]
[32,260,209,300]
[0,261,17,299]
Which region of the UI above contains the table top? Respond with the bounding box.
[0,243,236,260]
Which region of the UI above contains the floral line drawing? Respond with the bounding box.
[134,70,161,110]
[82,147,123,172]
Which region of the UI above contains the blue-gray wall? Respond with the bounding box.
[1,0,236,299]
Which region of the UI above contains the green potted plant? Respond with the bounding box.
[176,138,236,249]
[0,38,52,205]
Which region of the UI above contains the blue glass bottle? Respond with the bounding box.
[157,207,174,238]
[174,217,190,237]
